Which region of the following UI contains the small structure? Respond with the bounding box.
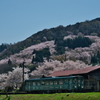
[49,66,100,91]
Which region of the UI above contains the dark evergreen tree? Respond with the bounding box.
[32,48,51,63]
[8,59,12,65]
[0,43,9,53]
[91,52,100,65]
[31,56,35,63]
[63,36,92,49]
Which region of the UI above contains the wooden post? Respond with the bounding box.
[97,80,99,91]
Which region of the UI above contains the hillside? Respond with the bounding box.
[0,18,100,73]
[0,18,100,59]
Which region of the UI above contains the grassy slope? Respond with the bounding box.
[0,92,100,100]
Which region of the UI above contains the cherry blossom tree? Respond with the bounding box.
[31,60,89,76]
[5,67,29,89]
[0,73,8,89]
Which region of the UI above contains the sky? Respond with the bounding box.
[0,0,100,44]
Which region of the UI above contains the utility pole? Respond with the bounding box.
[22,61,25,83]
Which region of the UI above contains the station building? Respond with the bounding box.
[49,66,100,91]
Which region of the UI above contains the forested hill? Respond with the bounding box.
[0,18,100,60]
[0,17,100,74]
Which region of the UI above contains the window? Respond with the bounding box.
[45,81,49,85]
[78,80,80,83]
[69,79,72,83]
[59,80,63,84]
[26,82,29,85]
[81,80,84,84]
[81,86,84,88]
[50,81,53,85]
[30,82,33,85]
[78,84,80,87]
[74,78,77,83]
[41,81,45,85]
[54,81,57,85]
[37,82,40,85]
[33,82,36,86]
[28,82,30,85]
[65,79,68,83]
[75,85,77,88]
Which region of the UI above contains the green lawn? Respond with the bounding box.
[0,92,100,100]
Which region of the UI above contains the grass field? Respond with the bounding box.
[0,92,100,100]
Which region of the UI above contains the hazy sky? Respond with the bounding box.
[0,0,100,44]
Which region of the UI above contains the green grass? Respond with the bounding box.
[0,92,100,100]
